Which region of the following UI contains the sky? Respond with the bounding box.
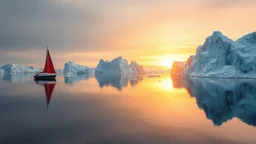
[0,0,255,70]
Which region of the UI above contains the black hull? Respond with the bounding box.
[34,75,56,81]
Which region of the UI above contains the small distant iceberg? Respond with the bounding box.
[171,61,186,76]
[63,61,95,75]
[95,56,145,74]
[56,69,63,74]
[130,61,146,74]
[146,73,161,77]
[0,64,39,74]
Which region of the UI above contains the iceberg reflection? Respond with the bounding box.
[64,74,93,85]
[95,74,143,91]
[170,75,185,89]
[184,77,256,126]
[1,74,33,82]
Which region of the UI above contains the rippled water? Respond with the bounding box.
[0,73,256,144]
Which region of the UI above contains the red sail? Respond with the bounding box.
[44,83,56,108]
[43,49,56,73]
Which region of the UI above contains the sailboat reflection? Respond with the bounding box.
[35,80,56,108]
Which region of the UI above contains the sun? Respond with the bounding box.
[158,58,173,69]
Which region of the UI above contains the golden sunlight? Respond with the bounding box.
[157,55,174,69]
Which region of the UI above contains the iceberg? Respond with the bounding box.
[28,66,40,73]
[56,69,63,74]
[184,31,256,78]
[171,61,186,76]
[0,64,38,74]
[130,61,146,74]
[95,56,133,74]
[63,61,94,75]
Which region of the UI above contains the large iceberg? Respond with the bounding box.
[171,61,186,76]
[0,64,39,74]
[95,56,144,74]
[63,62,95,75]
[184,31,256,78]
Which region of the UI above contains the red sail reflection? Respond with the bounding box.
[36,81,56,108]
[44,83,56,108]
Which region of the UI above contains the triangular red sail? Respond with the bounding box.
[44,83,56,108]
[43,49,56,74]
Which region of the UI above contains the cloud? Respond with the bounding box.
[0,0,108,51]
[1,0,255,52]
[0,0,255,67]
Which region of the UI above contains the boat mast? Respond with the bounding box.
[47,45,49,73]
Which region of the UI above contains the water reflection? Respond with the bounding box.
[64,74,93,84]
[64,74,144,91]
[130,75,143,86]
[35,80,56,108]
[1,74,256,143]
[95,74,143,91]
[1,74,33,82]
[170,75,184,89]
[184,77,256,126]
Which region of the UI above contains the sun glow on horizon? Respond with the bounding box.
[158,59,174,69]
[155,55,174,69]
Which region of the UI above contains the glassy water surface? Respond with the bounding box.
[1,73,256,144]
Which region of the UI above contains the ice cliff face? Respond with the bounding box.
[63,62,94,75]
[0,64,39,74]
[184,31,256,78]
[230,32,256,75]
[171,61,186,76]
[95,56,144,74]
[28,66,40,72]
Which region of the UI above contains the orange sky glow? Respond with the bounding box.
[1,0,255,70]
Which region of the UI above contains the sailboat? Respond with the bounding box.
[34,47,56,80]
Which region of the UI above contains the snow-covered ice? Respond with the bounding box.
[28,66,40,73]
[95,56,145,74]
[63,61,95,75]
[184,31,256,78]
[0,64,39,74]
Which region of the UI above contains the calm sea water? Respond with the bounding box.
[0,73,256,144]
